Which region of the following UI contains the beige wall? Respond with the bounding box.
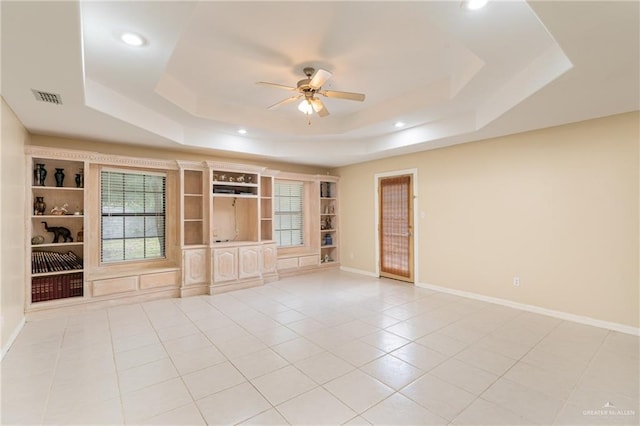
[30,134,328,176]
[336,112,639,329]
[1,98,29,354]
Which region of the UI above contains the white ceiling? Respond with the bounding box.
[1,1,638,167]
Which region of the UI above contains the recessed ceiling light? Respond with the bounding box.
[394,121,405,128]
[237,129,247,135]
[120,31,147,47]
[464,0,489,10]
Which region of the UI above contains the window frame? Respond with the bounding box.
[273,180,305,248]
[100,168,167,264]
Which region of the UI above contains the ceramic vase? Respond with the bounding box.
[54,168,65,187]
[34,163,47,186]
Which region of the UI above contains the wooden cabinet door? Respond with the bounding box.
[183,248,207,285]
[212,248,238,283]
[239,246,261,279]
[262,243,277,273]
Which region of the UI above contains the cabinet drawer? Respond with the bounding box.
[277,257,299,270]
[299,255,319,267]
[92,276,137,296]
[140,270,179,289]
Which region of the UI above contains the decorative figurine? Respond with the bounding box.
[41,222,73,243]
[50,203,69,215]
[34,196,46,215]
[75,172,84,188]
[31,235,45,245]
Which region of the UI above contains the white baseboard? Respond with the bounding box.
[1,316,26,360]
[340,266,378,278]
[417,282,639,336]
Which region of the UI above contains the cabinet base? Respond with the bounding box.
[180,284,209,298]
[210,278,263,294]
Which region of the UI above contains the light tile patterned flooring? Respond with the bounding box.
[2,270,638,425]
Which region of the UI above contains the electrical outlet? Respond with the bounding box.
[513,277,520,287]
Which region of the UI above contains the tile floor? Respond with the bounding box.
[2,269,638,425]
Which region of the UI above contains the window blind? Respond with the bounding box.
[274,181,304,247]
[101,170,166,263]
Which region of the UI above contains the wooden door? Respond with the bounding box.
[379,175,414,282]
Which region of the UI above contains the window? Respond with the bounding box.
[101,170,166,263]
[274,180,304,247]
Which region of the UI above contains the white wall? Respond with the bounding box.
[1,97,29,356]
[336,112,639,330]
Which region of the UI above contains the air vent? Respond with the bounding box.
[31,89,63,105]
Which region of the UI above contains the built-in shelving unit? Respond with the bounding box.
[260,175,273,241]
[212,171,259,197]
[28,155,87,304]
[23,149,335,312]
[320,180,339,265]
[181,167,206,246]
[211,167,260,243]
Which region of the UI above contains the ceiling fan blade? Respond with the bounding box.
[320,90,365,102]
[310,98,330,117]
[309,69,332,89]
[267,94,302,110]
[257,81,297,91]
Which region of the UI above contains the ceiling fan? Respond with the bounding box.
[257,67,365,118]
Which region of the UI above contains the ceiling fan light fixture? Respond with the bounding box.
[298,99,313,115]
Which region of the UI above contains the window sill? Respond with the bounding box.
[277,246,318,259]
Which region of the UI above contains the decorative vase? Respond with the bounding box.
[34,163,47,186]
[34,196,46,215]
[77,229,84,243]
[54,168,65,187]
[323,233,333,246]
[75,173,84,188]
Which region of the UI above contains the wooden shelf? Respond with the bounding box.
[32,186,84,192]
[212,193,258,198]
[32,269,83,277]
[32,242,83,248]
[32,215,83,219]
[213,182,258,188]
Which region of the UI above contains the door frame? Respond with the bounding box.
[374,169,419,283]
